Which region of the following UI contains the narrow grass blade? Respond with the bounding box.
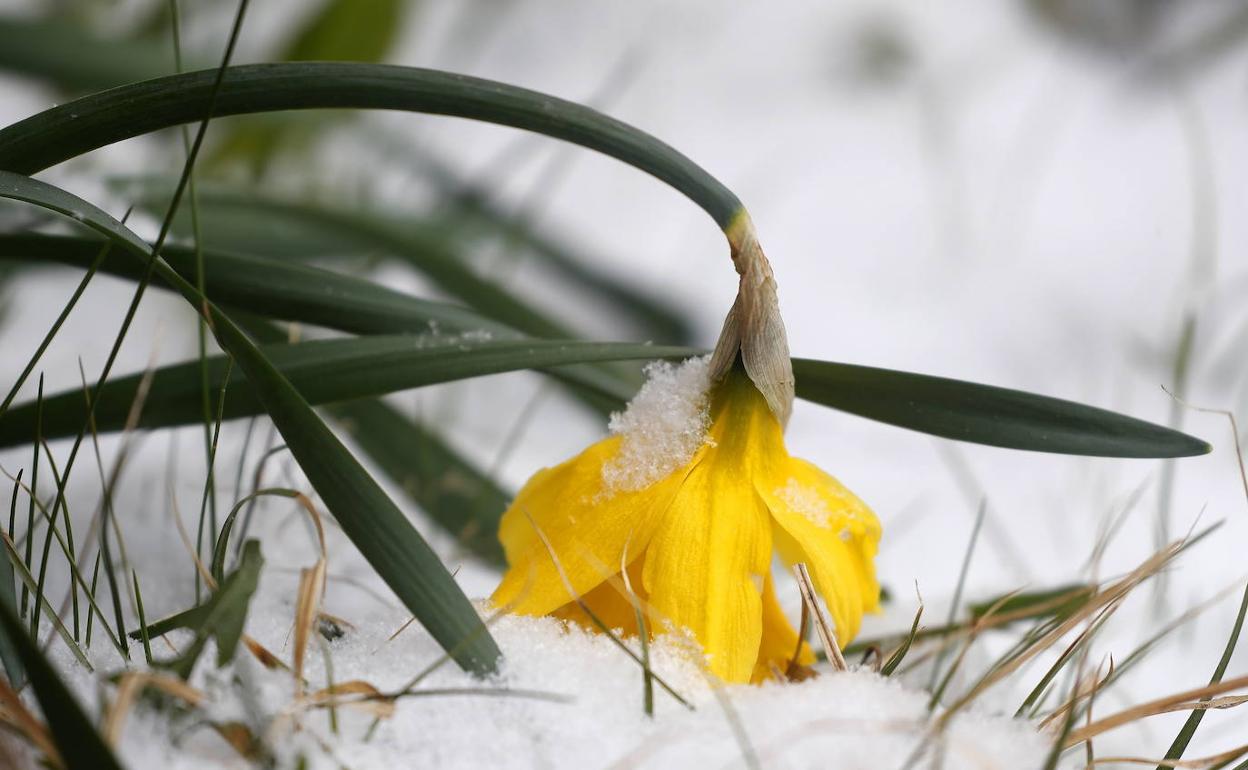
[0,472,127,657]
[880,602,922,677]
[211,488,300,584]
[0,595,122,769]
[1042,668,1085,770]
[26,376,43,632]
[945,524,1220,723]
[0,169,501,674]
[1156,582,1248,768]
[0,237,110,422]
[133,569,153,665]
[927,499,985,697]
[0,532,89,669]
[792,358,1210,458]
[0,471,23,686]
[1018,601,1119,718]
[0,337,690,446]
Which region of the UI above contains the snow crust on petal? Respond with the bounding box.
[775,476,869,540]
[601,356,714,492]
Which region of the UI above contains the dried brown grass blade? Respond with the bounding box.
[944,535,1198,721]
[0,676,60,766]
[1040,655,1114,731]
[170,480,217,591]
[1091,740,1248,767]
[211,721,266,761]
[242,634,286,670]
[1064,674,1248,747]
[103,672,203,746]
[292,559,326,693]
[286,491,327,692]
[303,680,396,719]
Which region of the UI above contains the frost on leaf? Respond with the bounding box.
[601,356,713,493]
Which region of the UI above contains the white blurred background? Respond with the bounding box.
[1,0,1247,764]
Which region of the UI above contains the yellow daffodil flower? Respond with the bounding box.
[491,212,882,684]
[492,363,881,683]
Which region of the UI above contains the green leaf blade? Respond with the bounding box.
[0,337,690,446]
[0,232,637,412]
[792,358,1210,458]
[0,232,515,340]
[332,400,510,565]
[159,539,265,679]
[0,17,173,93]
[211,314,502,673]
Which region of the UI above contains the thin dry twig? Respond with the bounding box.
[793,562,845,671]
[1091,739,1248,768]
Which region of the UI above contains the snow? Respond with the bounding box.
[602,356,713,492]
[55,592,1057,770]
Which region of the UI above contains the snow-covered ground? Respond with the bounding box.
[1,0,1247,767]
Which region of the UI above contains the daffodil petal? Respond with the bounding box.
[642,461,772,683]
[492,435,690,615]
[761,457,881,645]
[751,571,813,683]
[551,558,651,636]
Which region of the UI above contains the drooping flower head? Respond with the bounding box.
[491,213,882,683]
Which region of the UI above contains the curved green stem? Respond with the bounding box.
[0,62,744,229]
